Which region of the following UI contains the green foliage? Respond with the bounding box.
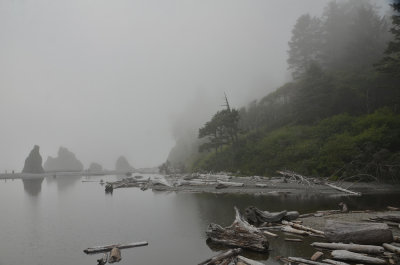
[193,109,400,182]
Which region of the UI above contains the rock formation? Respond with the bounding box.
[89,162,103,172]
[44,147,84,172]
[22,145,45,173]
[115,156,134,172]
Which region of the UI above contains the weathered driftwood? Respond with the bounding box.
[198,248,242,265]
[237,255,265,265]
[324,220,393,245]
[372,214,400,223]
[282,220,324,235]
[325,183,361,196]
[285,211,300,221]
[206,207,269,252]
[288,257,329,265]
[383,243,400,254]
[387,206,400,211]
[262,230,278,237]
[322,259,350,265]
[83,241,148,254]
[310,242,384,255]
[281,226,309,236]
[255,184,268,188]
[108,247,121,263]
[311,251,324,261]
[217,180,244,187]
[330,250,386,264]
[244,206,287,225]
[285,238,303,242]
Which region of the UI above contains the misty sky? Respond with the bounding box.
[0,0,389,170]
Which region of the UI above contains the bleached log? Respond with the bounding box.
[311,251,324,261]
[237,255,265,265]
[282,220,324,235]
[217,180,244,187]
[387,206,399,211]
[262,230,278,237]
[311,242,384,255]
[206,207,269,252]
[281,226,310,235]
[288,257,329,265]
[383,243,400,254]
[324,220,393,245]
[83,241,148,254]
[198,248,242,265]
[285,238,302,242]
[325,183,361,196]
[331,250,386,264]
[322,259,350,265]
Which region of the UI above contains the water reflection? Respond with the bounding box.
[22,178,44,196]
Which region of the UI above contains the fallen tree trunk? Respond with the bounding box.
[217,180,244,187]
[244,206,287,225]
[83,241,149,254]
[288,257,329,265]
[372,214,400,223]
[198,248,242,265]
[325,183,361,196]
[311,251,324,261]
[324,220,393,245]
[322,259,350,265]
[311,242,384,255]
[282,220,324,235]
[206,207,269,252]
[281,226,309,236]
[383,243,400,254]
[331,250,386,264]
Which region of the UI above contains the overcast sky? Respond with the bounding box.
[0,0,389,171]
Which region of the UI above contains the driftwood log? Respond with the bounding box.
[244,206,287,225]
[83,241,148,254]
[198,248,242,265]
[108,247,121,263]
[311,242,384,255]
[282,220,324,235]
[324,220,393,245]
[206,207,269,252]
[322,259,350,265]
[281,226,310,236]
[325,183,361,196]
[288,257,330,265]
[330,250,386,264]
[311,251,324,261]
[383,243,400,254]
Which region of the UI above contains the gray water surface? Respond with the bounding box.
[0,174,398,265]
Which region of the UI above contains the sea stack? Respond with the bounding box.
[115,156,134,172]
[22,145,45,173]
[44,147,84,172]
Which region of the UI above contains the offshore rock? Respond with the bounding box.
[115,156,134,172]
[22,145,45,173]
[89,162,103,172]
[44,147,84,172]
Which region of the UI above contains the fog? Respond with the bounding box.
[1,0,387,171]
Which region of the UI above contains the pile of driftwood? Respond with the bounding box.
[83,241,148,264]
[280,214,400,265]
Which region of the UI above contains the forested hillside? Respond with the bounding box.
[164,0,400,181]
